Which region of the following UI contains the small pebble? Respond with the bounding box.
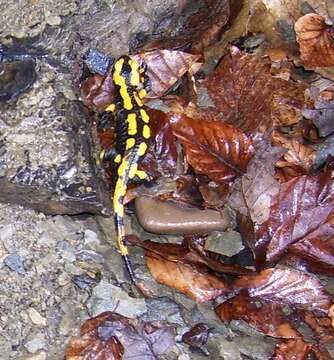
[28,308,47,326]
[4,253,25,274]
[24,333,46,353]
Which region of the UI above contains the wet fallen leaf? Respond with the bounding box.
[133,50,202,98]
[65,312,124,360]
[255,165,334,265]
[295,13,334,68]
[288,223,334,276]
[66,312,176,360]
[146,108,178,177]
[128,236,233,302]
[233,268,332,313]
[202,48,308,134]
[146,251,229,302]
[181,323,212,348]
[216,291,300,338]
[169,112,254,182]
[228,140,283,224]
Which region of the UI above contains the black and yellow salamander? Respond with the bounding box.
[102,55,151,282]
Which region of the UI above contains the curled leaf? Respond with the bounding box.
[169,112,254,182]
[295,14,334,68]
[133,50,202,98]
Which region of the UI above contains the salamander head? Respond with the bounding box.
[113,55,145,90]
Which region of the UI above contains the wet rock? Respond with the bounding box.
[75,249,104,264]
[141,297,184,325]
[205,230,244,257]
[0,60,37,102]
[0,0,78,38]
[72,273,100,290]
[207,335,242,360]
[235,335,277,360]
[87,280,147,318]
[4,253,25,274]
[0,59,110,215]
[84,229,101,247]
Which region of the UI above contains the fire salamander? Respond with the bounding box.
[102,55,150,281]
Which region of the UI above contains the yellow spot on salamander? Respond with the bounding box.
[129,163,138,179]
[128,59,140,86]
[138,88,147,99]
[118,240,128,256]
[134,93,143,107]
[113,59,133,110]
[126,137,136,150]
[127,113,137,135]
[136,169,147,179]
[117,158,129,177]
[143,124,150,139]
[137,142,148,156]
[114,154,122,163]
[105,103,115,112]
[113,179,126,217]
[140,108,149,123]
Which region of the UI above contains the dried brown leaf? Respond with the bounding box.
[169,112,254,182]
[128,237,231,302]
[216,291,300,338]
[146,251,229,302]
[133,50,202,98]
[233,268,332,313]
[295,14,334,68]
[272,133,316,181]
[202,49,307,134]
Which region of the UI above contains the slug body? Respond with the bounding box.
[105,55,150,280]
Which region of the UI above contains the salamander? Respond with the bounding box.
[102,55,151,281]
